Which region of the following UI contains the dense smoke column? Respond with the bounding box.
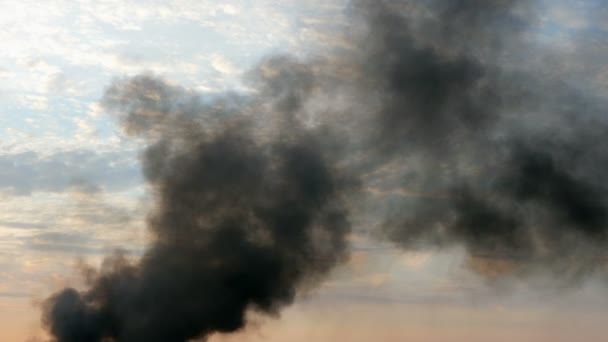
[43,71,350,341]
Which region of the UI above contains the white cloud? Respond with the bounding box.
[221,4,240,16]
[210,53,241,75]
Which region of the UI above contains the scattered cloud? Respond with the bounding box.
[0,149,141,196]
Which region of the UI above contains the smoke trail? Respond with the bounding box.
[348,0,608,278]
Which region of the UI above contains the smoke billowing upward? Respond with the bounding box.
[43,66,350,341]
[43,0,608,341]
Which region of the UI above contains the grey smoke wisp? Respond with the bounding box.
[43,0,608,340]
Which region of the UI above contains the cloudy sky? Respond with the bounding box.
[3,1,608,341]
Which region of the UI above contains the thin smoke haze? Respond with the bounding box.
[43,1,608,341]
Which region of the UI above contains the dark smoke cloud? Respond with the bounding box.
[346,0,529,155]
[43,69,350,341]
[43,0,608,340]
[349,0,608,279]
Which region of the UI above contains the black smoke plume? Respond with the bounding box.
[44,0,608,340]
[43,64,351,341]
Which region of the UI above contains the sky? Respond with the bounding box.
[2,1,608,341]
